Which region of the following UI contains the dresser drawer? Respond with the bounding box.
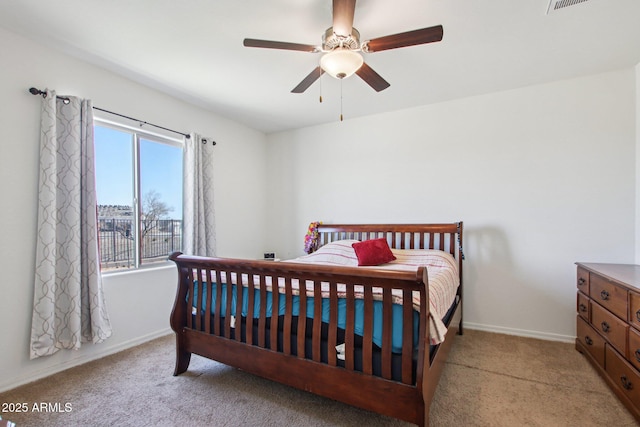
[629,328,640,371]
[630,291,640,330]
[577,316,605,366]
[577,267,590,295]
[590,274,628,320]
[591,302,628,355]
[605,345,640,405]
[577,292,590,322]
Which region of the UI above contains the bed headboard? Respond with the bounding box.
[316,222,464,294]
[316,222,464,261]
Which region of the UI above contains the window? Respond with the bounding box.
[94,121,183,271]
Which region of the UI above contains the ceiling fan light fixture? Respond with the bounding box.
[320,48,363,79]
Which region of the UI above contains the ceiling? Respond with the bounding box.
[1,0,639,134]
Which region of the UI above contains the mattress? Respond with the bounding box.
[192,283,420,353]
[190,240,460,351]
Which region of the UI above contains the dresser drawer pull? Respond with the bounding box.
[579,303,588,313]
[600,290,609,301]
[600,321,610,333]
[636,309,640,322]
[635,349,640,363]
[578,278,586,286]
[621,375,634,391]
[584,336,593,346]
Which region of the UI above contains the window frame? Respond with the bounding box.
[94,117,184,272]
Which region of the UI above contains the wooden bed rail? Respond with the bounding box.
[317,222,461,251]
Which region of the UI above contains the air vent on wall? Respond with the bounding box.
[546,0,590,14]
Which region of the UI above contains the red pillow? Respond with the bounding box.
[352,238,396,266]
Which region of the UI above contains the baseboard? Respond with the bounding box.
[464,322,575,343]
[0,328,172,393]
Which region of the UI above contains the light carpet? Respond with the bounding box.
[0,330,637,426]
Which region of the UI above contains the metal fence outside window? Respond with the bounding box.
[98,218,182,270]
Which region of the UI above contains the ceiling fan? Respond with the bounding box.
[243,0,443,94]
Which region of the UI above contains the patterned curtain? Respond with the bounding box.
[182,133,216,256]
[30,90,112,359]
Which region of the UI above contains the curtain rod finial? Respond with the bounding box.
[29,87,43,96]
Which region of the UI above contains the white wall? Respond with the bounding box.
[636,63,640,264]
[266,69,637,342]
[0,27,268,392]
[1,21,637,393]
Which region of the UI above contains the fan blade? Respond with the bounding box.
[291,67,325,93]
[243,38,318,53]
[355,63,390,92]
[332,0,356,37]
[364,25,443,53]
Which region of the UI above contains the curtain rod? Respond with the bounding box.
[29,87,191,140]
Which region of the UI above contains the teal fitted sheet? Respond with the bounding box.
[190,282,419,353]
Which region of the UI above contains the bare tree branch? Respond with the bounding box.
[141,190,173,238]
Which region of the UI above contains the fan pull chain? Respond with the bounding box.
[340,79,344,121]
[319,66,323,103]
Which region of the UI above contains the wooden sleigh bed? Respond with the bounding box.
[169,222,464,426]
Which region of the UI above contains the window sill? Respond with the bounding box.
[100,261,174,278]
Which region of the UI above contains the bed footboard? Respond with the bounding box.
[170,255,432,423]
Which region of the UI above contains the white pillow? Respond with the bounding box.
[289,240,359,266]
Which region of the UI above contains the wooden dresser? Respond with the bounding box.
[575,263,640,421]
